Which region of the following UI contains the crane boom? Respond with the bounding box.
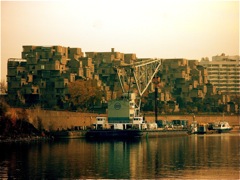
[114,58,162,114]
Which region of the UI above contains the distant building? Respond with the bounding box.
[143,58,236,113]
[7,47,238,113]
[85,48,137,100]
[7,46,94,108]
[200,53,240,95]
[159,58,210,101]
[7,46,137,108]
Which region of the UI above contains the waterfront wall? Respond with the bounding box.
[26,109,105,131]
[26,109,239,131]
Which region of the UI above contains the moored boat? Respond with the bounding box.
[212,121,233,133]
[86,124,188,139]
[197,124,208,134]
[190,121,207,134]
[86,93,188,139]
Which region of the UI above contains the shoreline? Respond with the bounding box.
[1,130,239,143]
[0,135,53,143]
[25,108,239,131]
[1,118,238,142]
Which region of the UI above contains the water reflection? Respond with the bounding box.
[0,134,239,179]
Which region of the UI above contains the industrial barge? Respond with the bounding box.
[85,93,188,139]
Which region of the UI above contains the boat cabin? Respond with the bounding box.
[95,117,107,129]
[94,116,147,130]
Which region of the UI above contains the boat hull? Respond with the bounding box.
[196,126,207,134]
[214,128,233,133]
[85,129,188,139]
[86,129,143,139]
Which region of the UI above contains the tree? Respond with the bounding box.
[0,98,9,117]
[176,96,187,109]
[0,80,7,94]
[68,79,103,111]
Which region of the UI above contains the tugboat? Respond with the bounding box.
[190,121,207,134]
[197,123,208,134]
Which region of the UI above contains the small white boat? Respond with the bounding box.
[212,121,232,133]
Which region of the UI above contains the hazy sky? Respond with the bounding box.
[1,0,239,81]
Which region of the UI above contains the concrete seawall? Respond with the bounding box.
[26,109,239,131]
[27,109,105,131]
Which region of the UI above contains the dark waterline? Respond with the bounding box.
[0,134,239,179]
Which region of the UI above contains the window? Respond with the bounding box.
[130,102,134,107]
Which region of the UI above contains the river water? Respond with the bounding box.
[0,133,239,179]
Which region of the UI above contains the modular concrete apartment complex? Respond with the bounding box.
[7,46,137,108]
[144,58,237,113]
[199,54,240,95]
[7,46,239,113]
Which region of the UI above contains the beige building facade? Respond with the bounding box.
[200,54,240,95]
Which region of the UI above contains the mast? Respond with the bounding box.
[153,77,160,123]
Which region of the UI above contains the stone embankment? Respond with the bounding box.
[26,109,239,131]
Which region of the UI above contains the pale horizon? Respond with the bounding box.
[1,0,239,81]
